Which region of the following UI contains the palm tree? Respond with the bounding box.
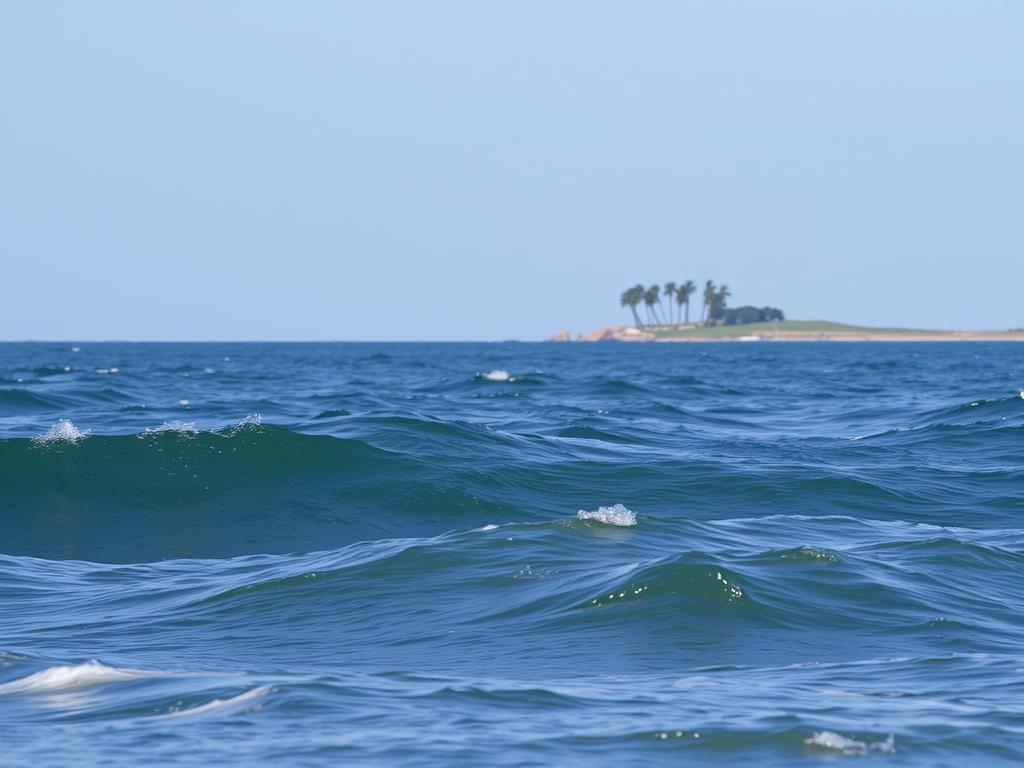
[717,284,731,307]
[701,280,716,324]
[708,284,731,324]
[620,286,643,328]
[643,285,662,326]
[662,282,676,324]
[632,283,647,325]
[676,280,696,323]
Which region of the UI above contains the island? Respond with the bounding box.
[548,282,1024,342]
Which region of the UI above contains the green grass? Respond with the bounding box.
[652,320,949,339]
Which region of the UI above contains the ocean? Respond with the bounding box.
[1,341,1022,766]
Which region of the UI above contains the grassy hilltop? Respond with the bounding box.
[653,320,946,340]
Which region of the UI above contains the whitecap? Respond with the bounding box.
[805,731,895,755]
[145,421,199,435]
[159,685,271,719]
[0,661,151,694]
[179,399,190,406]
[482,370,513,382]
[577,503,637,527]
[32,419,90,445]
[224,413,263,436]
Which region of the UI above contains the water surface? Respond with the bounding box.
[2,342,1022,765]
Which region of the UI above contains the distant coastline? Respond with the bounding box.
[580,281,1024,343]
[550,320,1024,342]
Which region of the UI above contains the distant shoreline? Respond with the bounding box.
[655,332,1024,342]
[555,321,1024,343]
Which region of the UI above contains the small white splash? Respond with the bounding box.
[805,731,895,755]
[577,503,637,527]
[1019,389,1024,400]
[513,565,553,580]
[204,367,216,374]
[481,524,499,531]
[33,419,90,445]
[145,421,198,435]
[482,370,513,382]
[716,570,744,600]
[179,399,190,406]
[0,661,149,694]
[95,368,119,374]
[71,346,80,353]
[225,413,263,435]
[237,413,262,427]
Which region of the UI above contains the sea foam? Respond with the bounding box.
[482,370,513,382]
[145,421,199,435]
[805,731,895,755]
[577,503,637,527]
[32,419,90,445]
[224,412,263,434]
[0,661,150,694]
[160,685,271,719]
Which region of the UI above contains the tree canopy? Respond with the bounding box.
[620,281,784,328]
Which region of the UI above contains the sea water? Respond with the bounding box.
[1,341,1022,765]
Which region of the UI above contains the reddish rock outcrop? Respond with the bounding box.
[577,326,655,342]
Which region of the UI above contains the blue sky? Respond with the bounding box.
[1,2,1021,340]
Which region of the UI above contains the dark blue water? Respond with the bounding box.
[2,342,1023,765]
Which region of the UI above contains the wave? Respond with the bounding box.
[0,422,527,562]
[851,392,1024,442]
[804,731,895,755]
[0,661,153,694]
[0,388,75,413]
[3,653,1018,764]
[8,514,1014,666]
[0,385,139,416]
[23,365,76,377]
[549,424,640,445]
[4,412,1023,563]
[918,393,1024,423]
[158,685,271,719]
